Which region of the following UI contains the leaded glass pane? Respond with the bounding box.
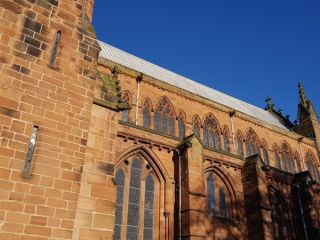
[143,109,150,128]
[194,126,200,137]
[209,131,214,148]
[143,175,155,240]
[263,148,269,165]
[178,120,185,139]
[168,117,174,136]
[161,115,167,134]
[207,175,215,216]
[214,132,221,150]
[126,159,142,240]
[219,188,228,218]
[223,134,229,152]
[203,130,208,146]
[122,110,129,122]
[238,138,243,157]
[154,112,160,131]
[113,169,125,240]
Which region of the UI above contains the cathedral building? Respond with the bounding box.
[0,1,319,239]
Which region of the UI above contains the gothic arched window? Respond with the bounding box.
[177,111,185,139]
[222,127,230,153]
[121,91,131,122]
[237,132,244,158]
[143,99,151,128]
[281,143,294,173]
[306,152,319,181]
[245,128,260,157]
[113,156,158,240]
[203,114,221,150]
[154,97,175,136]
[193,115,201,138]
[50,31,61,66]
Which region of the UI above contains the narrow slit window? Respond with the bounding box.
[23,126,39,177]
[50,31,61,66]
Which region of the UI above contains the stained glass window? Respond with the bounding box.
[203,114,221,150]
[154,97,175,136]
[245,129,260,157]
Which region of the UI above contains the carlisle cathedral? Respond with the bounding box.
[0,1,319,239]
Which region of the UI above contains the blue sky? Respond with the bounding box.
[93,0,320,122]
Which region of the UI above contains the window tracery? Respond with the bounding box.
[203,114,221,150]
[154,97,175,136]
[245,128,260,157]
[281,143,294,173]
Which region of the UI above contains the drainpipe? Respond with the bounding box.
[135,74,143,125]
[229,110,236,153]
[175,148,182,240]
[298,137,306,171]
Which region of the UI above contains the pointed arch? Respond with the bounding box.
[222,125,230,153]
[121,90,132,122]
[261,139,269,165]
[305,151,320,181]
[115,144,171,240]
[192,115,201,138]
[204,163,240,220]
[236,130,244,158]
[177,110,186,139]
[142,98,152,128]
[244,128,260,157]
[154,96,175,136]
[281,142,294,173]
[202,113,221,150]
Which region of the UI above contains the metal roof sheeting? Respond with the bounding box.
[98,40,288,130]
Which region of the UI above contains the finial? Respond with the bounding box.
[298,81,307,107]
[265,96,275,111]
